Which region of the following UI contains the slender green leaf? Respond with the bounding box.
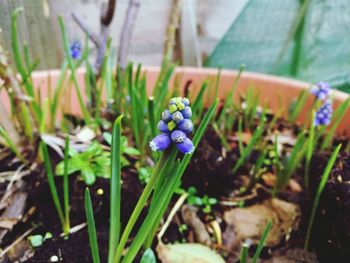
[321,98,350,150]
[41,142,65,227]
[63,136,70,236]
[240,243,249,263]
[85,188,101,263]
[304,144,342,250]
[108,116,123,263]
[252,220,272,263]
[58,16,91,124]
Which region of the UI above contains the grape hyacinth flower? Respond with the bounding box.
[150,97,194,154]
[70,41,82,60]
[314,100,333,126]
[310,81,331,101]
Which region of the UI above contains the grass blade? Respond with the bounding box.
[108,116,123,263]
[85,188,101,263]
[252,220,272,263]
[288,88,310,123]
[321,98,350,150]
[240,243,249,263]
[218,65,244,125]
[41,142,65,227]
[148,98,157,139]
[191,80,208,115]
[304,144,342,250]
[63,136,70,236]
[58,16,91,124]
[0,126,24,162]
[232,112,266,174]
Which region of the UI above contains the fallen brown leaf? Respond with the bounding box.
[223,198,301,247]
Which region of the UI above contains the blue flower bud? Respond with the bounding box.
[161,109,172,123]
[150,133,171,151]
[310,81,331,101]
[172,111,184,124]
[70,41,81,60]
[177,119,193,134]
[182,98,190,106]
[157,120,169,133]
[314,100,332,126]
[176,137,194,154]
[169,98,177,105]
[171,130,187,143]
[181,106,192,119]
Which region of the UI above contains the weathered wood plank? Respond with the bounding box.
[0,0,246,69]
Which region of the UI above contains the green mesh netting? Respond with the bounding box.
[206,0,350,93]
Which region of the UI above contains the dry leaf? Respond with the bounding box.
[223,198,300,247]
[262,173,277,187]
[181,205,212,246]
[288,179,302,193]
[157,243,225,263]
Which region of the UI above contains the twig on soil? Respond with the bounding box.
[117,0,141,70]
[158,192,188,242]
[59,222,87,237]
[0,164,25,209]
[0,226,37,259]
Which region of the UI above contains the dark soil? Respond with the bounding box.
[1,126,350,262]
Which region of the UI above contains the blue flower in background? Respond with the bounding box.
[310,81,331,101]
[314,100,333,126]
[70,41,82,60]
[150,97,194,154]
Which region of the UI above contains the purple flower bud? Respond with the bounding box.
[161,109,172,123]
[177,119,193,134]
[310,81,331,101]
[70,41,81,60]
[171,130,187,143]
[157,120,169,133]
[169,97,178,105]
[172,111,184,124]
[182,98,190,106]
[150,133,171,151]
[314,100,332,126]
[176,137,194,154]
[181,106,192,119]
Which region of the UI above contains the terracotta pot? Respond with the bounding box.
[4,66,350,137]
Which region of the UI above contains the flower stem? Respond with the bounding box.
[114,150,172,263]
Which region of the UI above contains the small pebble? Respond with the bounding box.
[50,255,59,262]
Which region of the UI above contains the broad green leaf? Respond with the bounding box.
[156,243,225,263]
[140,248,156,263]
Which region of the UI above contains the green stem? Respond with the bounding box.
[108,116,123,263]
[304,144,342,251]
[63,137,70,236]
[114,151,170,263]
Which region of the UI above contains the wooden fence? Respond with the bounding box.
[0,0,247,69]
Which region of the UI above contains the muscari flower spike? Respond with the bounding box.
[310,81,331,101]
[314,100,333,126]
[150,97,194,154]
[70,41,82,60]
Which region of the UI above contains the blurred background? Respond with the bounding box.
[1,0,350,92]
